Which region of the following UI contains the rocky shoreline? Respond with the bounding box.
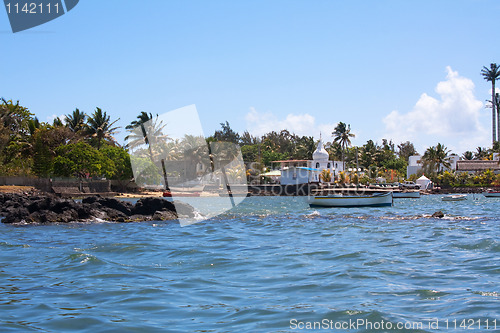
[0,193,195,224]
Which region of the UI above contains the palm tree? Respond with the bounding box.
[125,112,170,152]
[52,117,64,128]
[65,108,86,133]
[86,107,120,150]
[332,122,355,171]
[320,169,332,182]
[360,139,379,169]
[462,151,474,160]
[481,63,500,144]
[495,93,500,145]
[422,143,451,173]
[125,112,153,148]
[474,147,488,160]
[125,111,172,190]
[435,143,451,172]
[422,146,438,174]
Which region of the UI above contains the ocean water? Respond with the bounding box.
[0,195,499,332]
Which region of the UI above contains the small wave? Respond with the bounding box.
[67,253,104,266]
[380,214,480,221]
[472,291,499,297]
[0,241,30,248]
[303,210,320,218]
[178,211,207,227]
[452,239,497,251]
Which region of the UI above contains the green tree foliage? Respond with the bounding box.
[0,98,34,136]
[262,150,287,167]
[422,143,451,174]
[332,122,355,170]
[86,107,120,150]
[241,144,261,164]
[462,151,474,160]
[239,131,260,146]
[213,121,240,144]
[293,136,315,160]
[397,141,417,162]
[101,145,133,180]
[437,170,456,187]
[481,63,500,144]
[0,99,35,175]
[31,125,75,177]
[474,147,488,160]
[53,142,116,178]
[326,141,342,161]
[32,136,53,177]
[360,140,378,168]
[320,169,332,182]
[65,108,87,134]
[0,122,9,154]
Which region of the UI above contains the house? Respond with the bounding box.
[406,154,460,178]
[274,138,344,185]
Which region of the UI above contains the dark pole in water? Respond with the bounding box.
[355,147,360,188]
[221,166,235,207]
[161,159,170,192]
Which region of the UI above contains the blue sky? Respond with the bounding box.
[2,0,499,155]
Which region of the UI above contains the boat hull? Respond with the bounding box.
[308,192,393,207]
[483,192,500,197]
[442,195,467,201]
[392,191,420,198]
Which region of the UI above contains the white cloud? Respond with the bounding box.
[382,66,487,153]
[46,114,66,124]
[245,107,338,139]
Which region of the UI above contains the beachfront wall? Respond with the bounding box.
[456,160,500,174]
[0,177,114,194]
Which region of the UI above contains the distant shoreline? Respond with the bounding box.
[0,185,491,198]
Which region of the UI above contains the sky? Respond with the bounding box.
[2,0,500,156]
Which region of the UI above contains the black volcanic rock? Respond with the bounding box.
[27,197,52,213]
[0,194,195,224]
[97,197,133,216]
[432,211,445,218]
[132,197,176,216]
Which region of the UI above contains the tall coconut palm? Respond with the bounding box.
[462,151,474,160]
[422,143,451,173]
[332,122,355,171]
[125,112,153,148]
[481,63,500,144]
[125,112,169,153]
[474,147,488,160]
[86,107,120,150]
[495,93,500,145]
[65,108,87,133]
[422,146,438,174]
[125,111,172,190]
[435,143,451,172]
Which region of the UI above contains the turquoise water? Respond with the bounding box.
[0,195,499,332]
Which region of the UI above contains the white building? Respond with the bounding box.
[276,139,344,185]
[406,154,461,178]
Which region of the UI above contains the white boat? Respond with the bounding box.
[308,192,393,207]
[442,194,467,201]
[483,190,500,197]
[392,190,420,198]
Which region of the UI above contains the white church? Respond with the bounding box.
[275,137,344,185]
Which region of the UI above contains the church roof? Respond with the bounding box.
[313,139,329,161]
